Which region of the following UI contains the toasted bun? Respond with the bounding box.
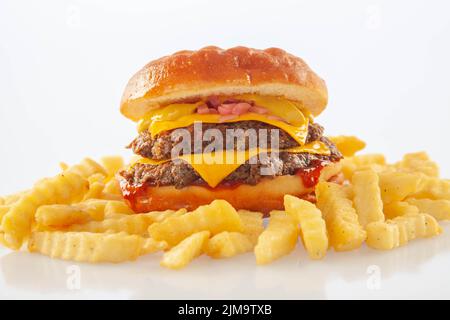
[125,176,312,215]
[121,46,328,121]
[122,162,341,215]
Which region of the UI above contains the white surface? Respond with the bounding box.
[1,0,450,299]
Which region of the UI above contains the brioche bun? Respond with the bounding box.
[123,162,341,215]
[121,46,328,121]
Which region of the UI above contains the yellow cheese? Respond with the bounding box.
[137,96,310,146]
[138,102,201,124]
[132,96,330,188]
[132,141,330,188]
[149,113,309,146]
[235,94,308,126]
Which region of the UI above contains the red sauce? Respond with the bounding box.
[295,160,326,188]
[119,180,149,213]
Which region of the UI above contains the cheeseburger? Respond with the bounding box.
[118,46,342,214]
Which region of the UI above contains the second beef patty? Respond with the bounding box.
[129,121,325,160]
[120,136,342,189]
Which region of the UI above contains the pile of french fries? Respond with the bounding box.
[0,136,449,269]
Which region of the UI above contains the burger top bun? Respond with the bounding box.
[121,46,328,121]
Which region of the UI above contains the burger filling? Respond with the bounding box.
[120,123,341,189]
[119,95,343,192]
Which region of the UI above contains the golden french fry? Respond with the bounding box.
[238,210,264,244]
[99,193,123,201]
[103,179,122,195]
[160,231,210,270]
[352,169,384,227]
[36,203,105,228]
[397,214,423,239]
[422,214,442,237]
[65,215,151,235]
[378,171,423,204]
[342,184,354,199]
[34,199,109,229]
[411,177,450,200]
[284,195,328,260]
[0,205,10,221]
[141,237,168,255]
[393,213,441,242]
[105,208,185,221]
[81,199,110,212]
[366,213,441,250]
[383,201,419,219]
[395,152,439,178]
[104,200,135,217]
[254,211,298,265]
[406,198,450,221]
[1,172,89,249]
[100,156,125,179]
[329,136,366,157]
[83,182,105,200]
[66,209,186,235]
[316,182,366,251]
[395,215,420,240]
[319,161,343,182]
[205,232,254,259]
[148,200,244,247]
[65,158,107,178]
[83,173,106,201]
[349,154,386,166]
[340,154,387,179]
[28,231,166,263]
[144,208,187,222]
[2,190,28,205]
[0,233,9,248]
[393,219,409,246]
[0,197,4,206]
[88,173,106,184]
[366,221,400,250]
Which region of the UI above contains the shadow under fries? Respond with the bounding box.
[0,224,449,299]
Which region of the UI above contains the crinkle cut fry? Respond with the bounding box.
[1,172,89,249]
[28,231,167,263]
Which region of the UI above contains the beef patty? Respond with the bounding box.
[120,136,342,189]
[129,121,325,160]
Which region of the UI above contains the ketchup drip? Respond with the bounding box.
[295,160,326,188]
[119,181,149,213]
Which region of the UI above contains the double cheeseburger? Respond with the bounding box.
[118,46,343,214]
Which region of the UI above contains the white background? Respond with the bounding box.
[0,0,449,300]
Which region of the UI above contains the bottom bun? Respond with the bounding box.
[123,162,342,215]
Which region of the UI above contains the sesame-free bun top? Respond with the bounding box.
[121,46,328,121]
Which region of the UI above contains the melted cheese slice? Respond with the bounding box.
[149,113,309,146]
[137,96,311,146]
[235,94,309,127]
[133,141,330,188]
